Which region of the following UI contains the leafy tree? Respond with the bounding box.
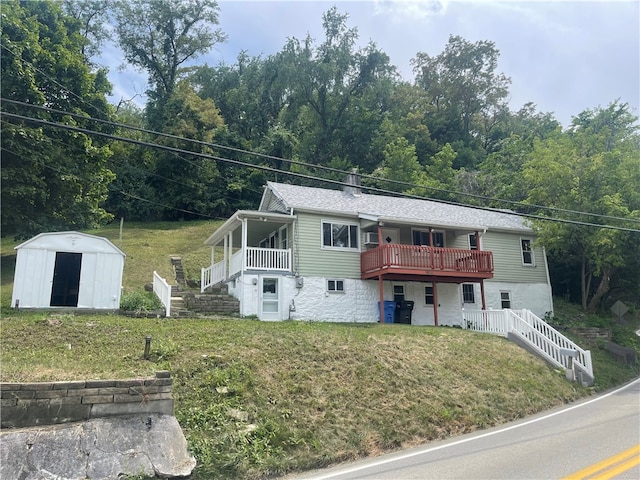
[523,101,640,312]
[412,35,511,168]
[61,0,113,61]
[275,7,397,168]
[1,0,115,238]
[151,81,227,220]
[104,102,164,220]
[112,0,226,128]
[373,137,421,193]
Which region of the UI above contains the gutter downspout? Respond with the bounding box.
[476,230,487,310]
[377,223,384,323]
[543,246,554,316]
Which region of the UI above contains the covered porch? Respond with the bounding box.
[201,210,296,292]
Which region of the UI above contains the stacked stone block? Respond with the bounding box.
[0,371,173,429]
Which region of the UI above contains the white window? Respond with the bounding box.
[469,234,478,250]
[279,226,288,250]
[322,221,359,250]
[393,285,405,302]
[462,284,475,303]
[501,291,511,309]
[425,285,434,305]
[327,279,345,293]
[520,238,534,266]
[412,229,445,247]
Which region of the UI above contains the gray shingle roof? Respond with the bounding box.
[265,182,530,232]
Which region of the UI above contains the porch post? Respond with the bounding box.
[480,279,487,310]
[378,274,385,323]
[433,282,439,326]
[223,235,228,279]
[429,228,434,268]
[475,230,480,250]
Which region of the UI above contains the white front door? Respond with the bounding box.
[380,228,400,245]
[260,277,280,321]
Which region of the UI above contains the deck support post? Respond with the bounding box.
[480,279,487,310]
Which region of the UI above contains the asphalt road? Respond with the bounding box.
[290,377,640,480]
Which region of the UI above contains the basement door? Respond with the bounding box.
[50,252,82,307]
[260,277,280,321]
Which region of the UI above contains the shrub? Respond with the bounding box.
[120,291,163,312]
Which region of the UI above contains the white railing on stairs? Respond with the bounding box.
[463,309,593,383]
[153,271,171,317]
[201,261,226,292]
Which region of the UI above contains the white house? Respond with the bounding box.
[11,231,125,310]
[201,177,554,325]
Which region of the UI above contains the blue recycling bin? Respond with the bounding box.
[378,301,397,323]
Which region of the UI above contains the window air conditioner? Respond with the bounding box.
[364,232,379,245]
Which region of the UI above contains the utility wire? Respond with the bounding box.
[3,110,639,233]
[3,97,639,226]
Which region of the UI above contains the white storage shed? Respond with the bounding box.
[11,231,125,310]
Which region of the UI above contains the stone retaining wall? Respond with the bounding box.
[181,292,240,315]
[0,371,173,429]
[569,327,611,341]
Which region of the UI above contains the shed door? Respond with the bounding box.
[50,252,82,307]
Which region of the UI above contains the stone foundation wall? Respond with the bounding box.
[0,371,173,429]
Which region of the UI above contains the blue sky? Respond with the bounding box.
[99,0,640,128]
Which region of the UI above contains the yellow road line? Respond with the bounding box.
[562,444,640,480]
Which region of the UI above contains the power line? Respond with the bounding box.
[3,98,639,226]
[3,110,639,233]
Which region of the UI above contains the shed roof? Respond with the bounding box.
[15,231,125,256]
[261,182,531,232]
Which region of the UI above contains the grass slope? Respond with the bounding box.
[1,222,639,479]
[1,312,588,479]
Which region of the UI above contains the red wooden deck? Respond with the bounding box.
[361,244,494,281]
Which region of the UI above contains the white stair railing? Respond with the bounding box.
[201,261,226,292]
[463,309,593,384]
[152,271,171,317]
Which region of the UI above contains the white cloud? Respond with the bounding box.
[373,0,449,19]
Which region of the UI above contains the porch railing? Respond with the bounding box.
[361,244,493,276]
[152,271,172,317]
[228,247,292,278]
[463,309,593,384]
[201,261,226,292]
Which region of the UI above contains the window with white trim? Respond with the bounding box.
[520,238,534,266]
[469,234,478,250]
[393,285,405,302]
[279,226,288,250]
[322,221,359,249]
[425,285,434,305]
[412,229,445,247]
[327,279,344,293]
[501,291,511,309]
[462,284,475,303]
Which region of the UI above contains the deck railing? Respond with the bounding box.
[361,244,493,276]
[152,271,172,317]
[463,309,593,384]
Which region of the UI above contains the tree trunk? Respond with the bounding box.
[580,259,591,311]
[587,267,612,313]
